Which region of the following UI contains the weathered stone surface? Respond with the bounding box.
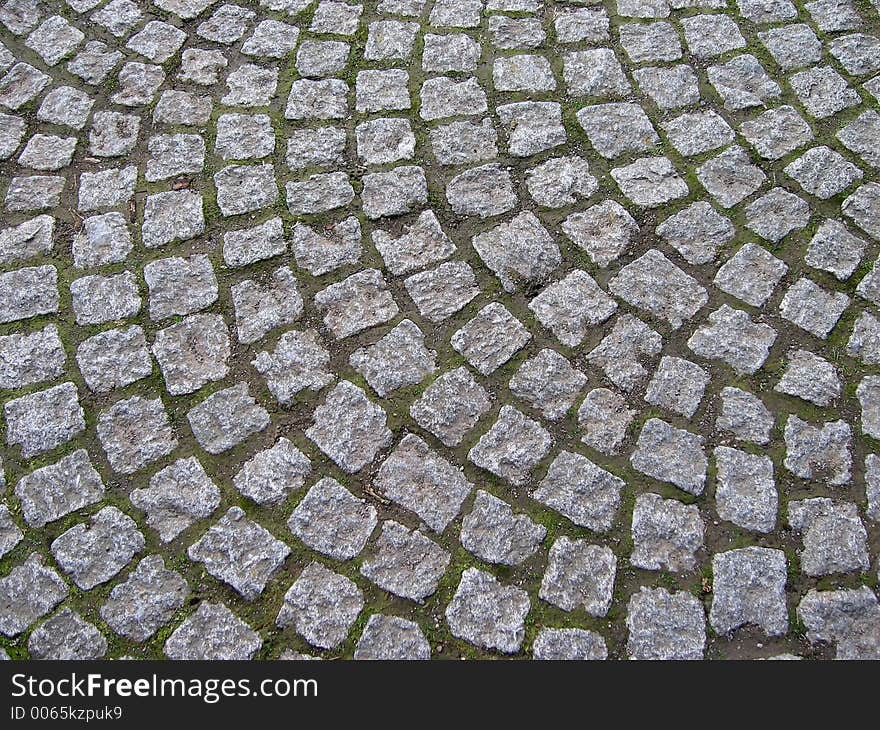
[460,491,545,566]
[234,439,310,507]
[508,349,586,421]
[532,451,624,532]
[374,434,473,532]
[97,395,177,474]
[714,243,787,308]
[306,381,392,473]
[451,303,531,375]
[631,493,704,572]
[28,609,106,660]
[78,326,152,394]
[0,554,68,637]
[4,382,84,458]
[14,449,104,528]
[798,587,880,660]
[533,628,607,660]
[644,356,709,419]
[165,602,261,660]
[445,568,530,653]
[100,555,188,641]
[609,249,707,329]
[277,562,363,650]
[710,547,788,637]
[468,405,552,486]
[714,447,777,533]
[540,537,616,617]
[410,367,491,448]
[360,520,450,601]
[472,211,560,293]
[626,587,706,660]
[578,388,635,456]
[350,319,435,397]
[631,419,707,495]
[187,383,270,455]
[152,314,230,396]
[354,615,430,660]
[784,416,852,485]
[50,506,144,590]
[788,498,869,577]
[130,457,221,542]
[189,507,290,600]
[289,477,377,560]
[529,271,616,347]
[587,315,662,392]
[253,330,334,406]
[314,269,398,340]
[687,305,776,375]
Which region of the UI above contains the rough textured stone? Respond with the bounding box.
[277,562,363,650]
[0,554,68,637]
[50,506,144,590]
[28,609,106,660]
[354,615,430,660]
[165,602,260,660]
[714,447,777,533]
[445,568,530,653]
[540,538,616,617]
[360,520,450,601]
[460,490,545,566]
[626,587,706,660]
[306,381,392,473]
[14,449,103,528]
[188,507,290,600]
[709,547,788,637]
[533,628,607,660]
[187,383,270,455]
[130,457,221,543]
[374,434,471,533]
[631,419,707,495]
[468,405,552,486]
[100,555,188,641]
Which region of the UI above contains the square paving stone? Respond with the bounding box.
[144,254,218,320]
[77,325,153,394]
[532,450,624,532]
[188,506,290,600]
[14,449,103,528]
[508,349,587,421]
[288,477,377,560]
[234,438,310,507]
[165,602,260,660]
[130,456,221,542]
[360,520,450,600]
[631,418,707,495]
[306,380,392,473]
[187,383,270,455]
[314,268,398,340]
[231,266,303,345]
[540,537,616,616]
[152,314,231,395]
[409,367,491,448]
[467,405,552,486]
[50,506,144,590]
[451,303,531,376]
[529,271,616,347]
[252,329,334,406]
[631,493,704,572]
[445,568,530,653]
[709,547,788,637]
[714,446,777,533]
[276,562,363,650]
[97,395,178,474]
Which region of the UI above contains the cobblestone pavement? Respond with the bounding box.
[0,0,879,661]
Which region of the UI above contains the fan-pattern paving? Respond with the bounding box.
[0,0,879,660]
